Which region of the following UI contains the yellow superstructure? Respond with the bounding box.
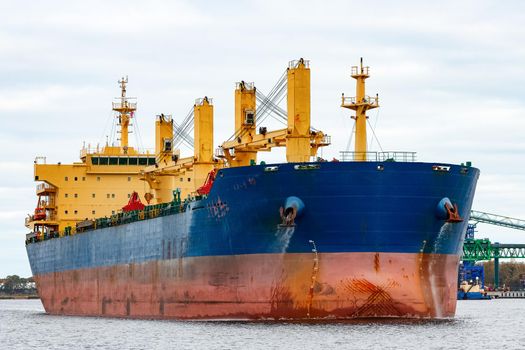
[341,58,379,161]
[26,78,155,235]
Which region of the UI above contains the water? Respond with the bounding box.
[1,299,525,349]
[274,226,295,253]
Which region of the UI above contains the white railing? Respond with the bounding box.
[339,151,417,162]
[215,147,225,158]
[80,146,154,158]
[321,135,331,145]
[341,95,379,106]
[34,156,46,164]
[288,59,310,69]
[36,183,55,192]
[351,66,369,76]
[112,101,137,110]
[195,97,213,106]
[312,134,331,145]
[236,81,255,90]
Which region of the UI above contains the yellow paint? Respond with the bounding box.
[30,156,154,234]
[286,58,311,163]
[27,79,153,236]
[193,97,215,192]
[219,59,329,166]
[341,58,379,161]
[111,76,137,153]
[194,97,214,164]
[141,97,217,204]
[155,114,174,164]
[232,81,257,167]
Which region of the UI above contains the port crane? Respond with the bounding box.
[463,210,525,288]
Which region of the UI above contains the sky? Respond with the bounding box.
[1,0,524,277]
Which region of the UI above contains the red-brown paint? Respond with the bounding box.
[34,252,459,320]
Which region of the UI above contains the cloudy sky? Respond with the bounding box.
[1,0,524,277]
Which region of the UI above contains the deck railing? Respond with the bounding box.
[339,151,417,162]
[288,59,310,69]
[351,66,369,76]
[36,183,56,193]
[341,95,379,106]
[26,191,196,245]
[112,101,137,110]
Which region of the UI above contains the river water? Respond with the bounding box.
[1,299,524,349]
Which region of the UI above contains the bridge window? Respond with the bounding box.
[119,157,128,165]
[148,158,156,165]
[91,157,99,165]
[109,157,118,165]
[99,157,108,165]
[138,158,148,166]
[129,158,138,165]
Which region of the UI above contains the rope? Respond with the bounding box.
[367,118,384,153]
[368,108,380,151]
[226,69,288,142]
[173,106,195,149]
[345,123,356,152]
[133,111,145,152]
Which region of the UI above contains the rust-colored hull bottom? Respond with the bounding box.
[34,253,459,320]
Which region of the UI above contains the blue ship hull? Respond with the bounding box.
[27,161,479,319]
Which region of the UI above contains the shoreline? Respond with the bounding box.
[0,295,39,300]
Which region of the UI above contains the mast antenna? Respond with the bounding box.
[340,58,379,161]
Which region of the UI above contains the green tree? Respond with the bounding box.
[1,275,24,294]
[482,261,525,290]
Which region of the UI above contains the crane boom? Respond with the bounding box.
[470,210,525,231]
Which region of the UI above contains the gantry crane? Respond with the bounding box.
[463,210,525,288]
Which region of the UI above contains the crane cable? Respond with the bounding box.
[225,69,288,143]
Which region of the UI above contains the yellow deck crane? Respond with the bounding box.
[141,59,330,204]
[141,97,218,203]
[217,59,330,166]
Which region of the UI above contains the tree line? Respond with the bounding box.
[0,275,37,295]
[482,261,525,290]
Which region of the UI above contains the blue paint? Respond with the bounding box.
[27,161,479,275]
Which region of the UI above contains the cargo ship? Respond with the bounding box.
[25,59,479,319]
